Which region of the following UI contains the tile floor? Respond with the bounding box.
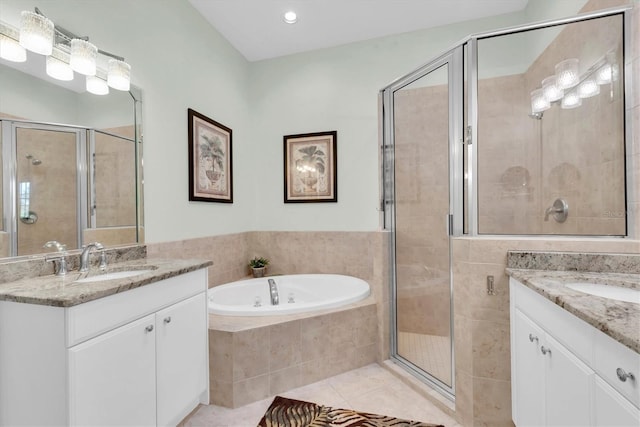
[398,332,451,383]
[184,363,462,427]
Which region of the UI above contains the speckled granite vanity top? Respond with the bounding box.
[506,251,639,353]
[0,258,212,308]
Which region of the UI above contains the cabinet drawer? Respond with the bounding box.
[511,279,594,365]
[594,329,640,407]
[67,270,206,346]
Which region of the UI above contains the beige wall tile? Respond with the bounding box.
[472,378,513,427]
[269,321,302,372]
[269,365,302,395]
[232,327,270,381]
[471,320,511,381]
[232,375,270,408]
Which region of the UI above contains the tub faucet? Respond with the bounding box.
[268,278,279,305]
[79,242,106,273]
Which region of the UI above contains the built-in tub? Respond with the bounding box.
[207,274,370,316]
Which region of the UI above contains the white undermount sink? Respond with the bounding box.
[74,269,154,283]
[565,282,640,304]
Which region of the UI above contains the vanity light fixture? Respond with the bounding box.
[86,72,109,95]
[284,11,298,24]
[0,24,27,62]
[46,47,73,81]
[69,38,97,76]
[0,8,131,95]
[19,10,54,55]
[555,58,579,89]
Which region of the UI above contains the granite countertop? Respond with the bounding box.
[506,268,640,354]
[0,258,213,308]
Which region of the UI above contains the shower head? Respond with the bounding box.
[528,112,544,120]
[25,154,42,165]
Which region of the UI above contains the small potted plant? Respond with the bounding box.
[248,256,269,278]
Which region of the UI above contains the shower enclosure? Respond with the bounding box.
[381,6,630,400]
[0,120,139,257]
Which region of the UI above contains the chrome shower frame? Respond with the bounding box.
[380,5,633,402]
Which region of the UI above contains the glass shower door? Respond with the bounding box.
[386,48,462,398]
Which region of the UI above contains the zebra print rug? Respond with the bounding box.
[257,396,445,427]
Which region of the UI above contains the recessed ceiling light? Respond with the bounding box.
[283,11,297,24]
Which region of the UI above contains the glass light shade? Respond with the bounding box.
[19,11,54,55]
[107,59,131,91]
[86,75,109,95]
[578,78,600,98]
[542,75,564,102]
[70,39,97,76]
[595,64,618,85]
[0,33,27,62]
[531,88,550,113]
[561,91,582,109]
[555,58,580,89]
[46,49,73,81]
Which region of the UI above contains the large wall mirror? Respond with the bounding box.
[0,43,144,259]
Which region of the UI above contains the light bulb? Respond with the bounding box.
[561,91,581,109]
[46,48,73,81]
[0,32,26,62]
[578,78,599,98]
[86,75,109,95]
[284,11,297,24]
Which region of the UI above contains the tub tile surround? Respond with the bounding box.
[208,301,378,408]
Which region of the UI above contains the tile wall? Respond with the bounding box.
[208,301,378,408]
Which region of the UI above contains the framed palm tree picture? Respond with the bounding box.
[188,108,233,203]
[284,131,337,203]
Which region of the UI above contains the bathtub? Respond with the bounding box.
[208,274,370,316]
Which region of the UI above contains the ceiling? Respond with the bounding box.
[188,0,530,62]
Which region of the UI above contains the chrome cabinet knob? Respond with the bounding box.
[541,346,551,355]
[145,325,154,333]
[529,334,538,343]
[616,368,635,382]
[163,316,172,324]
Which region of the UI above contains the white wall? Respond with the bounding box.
[247,0,588,231]
[0,0,590,242]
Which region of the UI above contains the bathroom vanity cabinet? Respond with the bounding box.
[510,278,640,426]
[0,268,209,426]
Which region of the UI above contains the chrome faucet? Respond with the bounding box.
[43,240,67,276]
[268,278,279,305]
[79,242,106,273]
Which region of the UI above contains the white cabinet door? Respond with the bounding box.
[512,309,546,427]
[68,314,157,426]
[156,293,208,426]
[594,376,640,427]
[544,334,594,426]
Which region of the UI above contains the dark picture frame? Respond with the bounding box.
[283,131,337,203]
[188,108,233,203]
